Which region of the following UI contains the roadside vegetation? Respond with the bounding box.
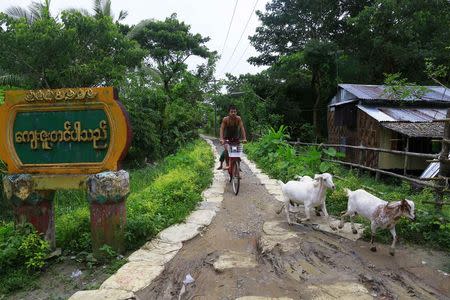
[0,140,213,294]
[246,127,450,251]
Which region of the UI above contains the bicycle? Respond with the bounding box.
[224,139,244,195]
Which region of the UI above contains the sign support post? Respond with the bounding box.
[3,174,56,249]
[87,170,129,256]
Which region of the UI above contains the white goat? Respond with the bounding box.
[295,175,313,182]
[339,189,416,256]
[278,173,336,228]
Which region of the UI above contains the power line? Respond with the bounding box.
[230,43,250,73]
[220,0,239,58]
[220,0,259,75]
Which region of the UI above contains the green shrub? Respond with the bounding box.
[120,70,204,162]
[125,140,213,250]
[56,207,90,252]
[121,79,167,161]
[162,99,202,154]
[0,222,49,294]
[0,223,50,273]
[0,87,4,104]
[0,268,37,294]
[0,160,12,222]
[246,126,341,182]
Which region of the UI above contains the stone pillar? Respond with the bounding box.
[3,174,56,249]
[86,170,130,257]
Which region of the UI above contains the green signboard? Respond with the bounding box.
[1,87,131,175]
[13,110,110,164]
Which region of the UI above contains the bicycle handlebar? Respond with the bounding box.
[223,139,247,144]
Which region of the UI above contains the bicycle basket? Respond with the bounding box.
[229,144,243,158]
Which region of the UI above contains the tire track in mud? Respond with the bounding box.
[139,139,449,300]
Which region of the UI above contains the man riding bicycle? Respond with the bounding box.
[218,105,247,170]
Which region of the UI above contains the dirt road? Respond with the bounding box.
[139,141,450,300]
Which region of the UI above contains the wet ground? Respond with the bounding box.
[6,256,125,300]
[140,141,450,300]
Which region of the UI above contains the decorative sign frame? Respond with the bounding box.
[0,87,131,175]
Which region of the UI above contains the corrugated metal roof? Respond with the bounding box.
[379,107,446,122]
[357,105,447,122]
[381,122,444,138]
[357,105,395,121]
[339,84,385,100]
[339,84,450,102]
[420,162,439,179]
[358,105,445,137]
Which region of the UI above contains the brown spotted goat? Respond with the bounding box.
[339,189,416,256]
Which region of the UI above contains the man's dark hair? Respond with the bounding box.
[228,104,237,112]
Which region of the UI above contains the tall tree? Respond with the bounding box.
[128,14,213,91]
[249,0,342,66]
[348,0,450,83]
[0,11,145,88]
[303,40,336,135]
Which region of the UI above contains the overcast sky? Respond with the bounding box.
[0,0,270,79]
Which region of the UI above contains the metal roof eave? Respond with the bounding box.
[328,99,359,107]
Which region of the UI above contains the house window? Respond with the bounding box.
[334,105,357,129]
[390,132,405,151]
[409,138,433,154]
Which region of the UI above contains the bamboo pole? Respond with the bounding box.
[290,141,438,159]
[403,137,409,176]
[357,142,363,176]
[322,158,440,189]
[333,175,385,196]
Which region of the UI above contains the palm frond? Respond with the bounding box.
[0,74,25,86]
[127,19,153,39]
[6,0,53,22]
[29,1,45,20]
[102,0,112,18]
[117,10,128,21]
[92,0,103,16]
[5,6,32,22]
[63,8,91,16]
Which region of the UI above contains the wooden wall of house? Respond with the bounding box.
[328,107,381,167]
[356,110,380,168]
[327,107,358,161]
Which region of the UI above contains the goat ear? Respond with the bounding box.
[402,199,411,208]
[314,174,323,180]
[401,199,410,210]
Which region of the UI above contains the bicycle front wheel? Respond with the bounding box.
[232,161,240,195]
